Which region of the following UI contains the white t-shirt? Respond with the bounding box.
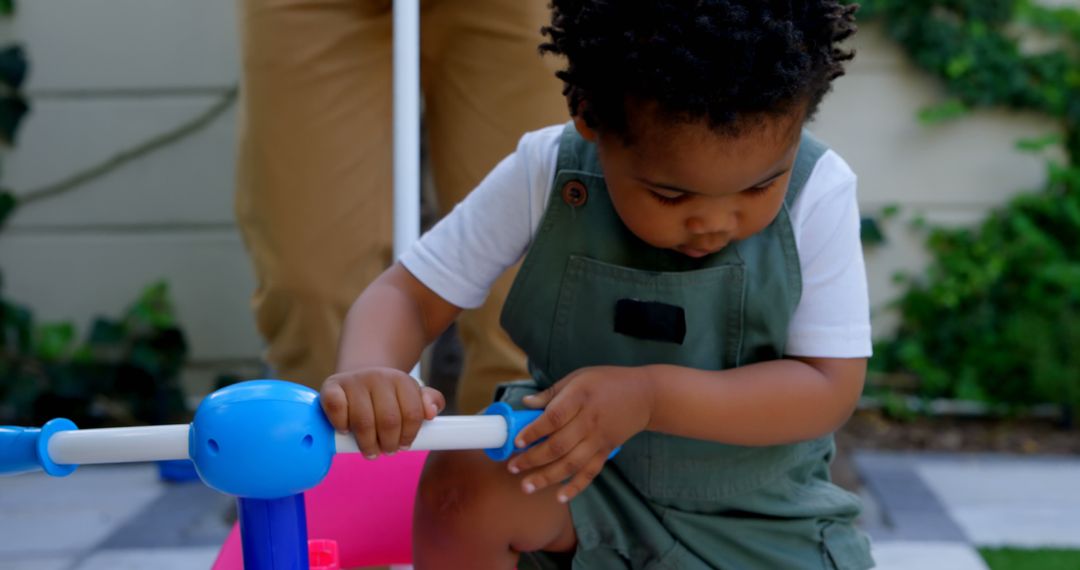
[401,125,871,358]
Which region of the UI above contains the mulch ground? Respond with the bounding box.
[831,409,1080,492]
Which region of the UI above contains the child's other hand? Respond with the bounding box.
[508,366,654,503]
[321,367,445,459]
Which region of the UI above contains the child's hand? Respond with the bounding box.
[507,366,654,503]
[321,367,445,459]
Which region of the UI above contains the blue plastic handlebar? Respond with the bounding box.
[0,418,79,477]
[2,381,617,487]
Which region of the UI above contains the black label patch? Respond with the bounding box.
[613,299,686,344]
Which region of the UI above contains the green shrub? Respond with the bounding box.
[855,0,1080,414]
[873,164,1080,411]
[0,281,190,426]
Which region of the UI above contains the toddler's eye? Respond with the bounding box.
[743,181,776,197]
[650,190,687,206]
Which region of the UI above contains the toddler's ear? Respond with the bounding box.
[573,113,599,142]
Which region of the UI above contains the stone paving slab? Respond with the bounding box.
[854,450,1080,570]
[853,451,969,542]
[0,465,165,557]
[916,455,1080,548]
[872,541,990,570]
[98,482,233,549]
[72,546,220,570]
[0,557,74,570]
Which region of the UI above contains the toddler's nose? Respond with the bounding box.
[686,211,736,236]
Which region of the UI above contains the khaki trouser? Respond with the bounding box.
[235,0,566,413]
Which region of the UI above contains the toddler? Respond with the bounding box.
[322,1,873,568]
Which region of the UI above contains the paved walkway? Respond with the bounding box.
[1,452,1078,569]
[856,452,1080,570]
[0,464,228,570]
[917,455,1080,548]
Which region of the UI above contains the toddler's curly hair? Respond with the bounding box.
[540,0,858,138]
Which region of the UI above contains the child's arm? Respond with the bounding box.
[643,357,865,443]
[509,357,865,502]
[320,263,462,458]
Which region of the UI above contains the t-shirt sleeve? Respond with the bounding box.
[785,150,872,358]
[399,126,561,309]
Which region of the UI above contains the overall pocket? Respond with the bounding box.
[549,255,745,375]
[548,255,800,503]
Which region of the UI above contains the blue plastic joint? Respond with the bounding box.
[38,418,78,477]
[189,380,336,499]
[482,402,542,461]
[480,402,621,463]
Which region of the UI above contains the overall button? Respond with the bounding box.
[561,180,588,207]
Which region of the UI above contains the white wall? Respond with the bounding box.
[0,0,258,374]
[0,6,1064,380]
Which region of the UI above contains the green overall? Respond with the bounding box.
[496,124,874,569]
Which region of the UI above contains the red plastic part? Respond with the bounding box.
[308,538,340,570]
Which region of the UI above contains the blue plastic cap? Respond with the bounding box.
[39,418,78,477]
[482,402,542,461]
[190,380,335,499]
[479,403,621,463]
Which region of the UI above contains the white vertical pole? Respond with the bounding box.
[393,0,421,259]
[393,0,423,384]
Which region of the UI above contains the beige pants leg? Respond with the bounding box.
[422,0,568,413]
[236,0,567,408]
[236,0,394,389]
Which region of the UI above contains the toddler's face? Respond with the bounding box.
[577,106,803,258]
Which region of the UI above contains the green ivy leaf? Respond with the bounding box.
[1,299,33,353]
[34,322,76,362]
[1015,133,1063,153]
[88,317,126,347]
[48,365,87,399]
[860,216,887,246]
[0,189,15,229]
[945,53,975,78]
[0,45,27,89]
[0,0,14,18]
[0,95,29,146]
[917,100,969,125]
[128,342,164,377]
[126,281,177,330]
[4,372,41,423]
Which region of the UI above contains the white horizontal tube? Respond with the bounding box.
[48,425,190,465]
[46,415,507,466]
[335,416,507,453]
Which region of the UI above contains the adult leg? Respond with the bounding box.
[421,0,569,413]
[235,0,394,388]
[413,451,576,569]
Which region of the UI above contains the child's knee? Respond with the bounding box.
[416,451,498,527]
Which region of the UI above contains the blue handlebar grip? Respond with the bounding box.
[0,419,79,477]
[481,402,620,462]
[482,402,542,461]
[0,426,42,476]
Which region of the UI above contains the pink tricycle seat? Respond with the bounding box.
[212,452,428,569]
